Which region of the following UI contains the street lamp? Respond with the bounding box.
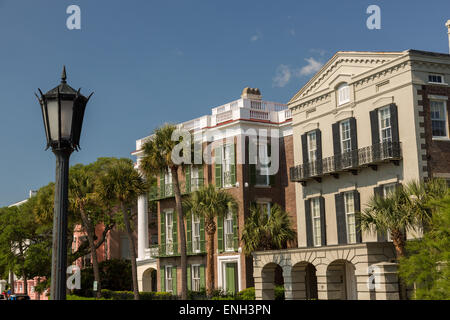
[35,66,93,300]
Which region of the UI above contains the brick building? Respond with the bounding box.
[133,88,296,295]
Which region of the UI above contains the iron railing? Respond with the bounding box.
[149,178,206,200]
[290,141,402,182]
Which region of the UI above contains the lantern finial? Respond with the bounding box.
[61,66,67,84]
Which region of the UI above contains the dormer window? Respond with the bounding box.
[337,83,350,106]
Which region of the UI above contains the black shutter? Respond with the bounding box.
[354,190,362,243]
[319,197,327,246]
[301,133,308,164]
[335,193,347,245]
[315,129,322,174]
[390,104,399,142]
[332,122,341,171]
[305,199,313,247]
[370,109,380,145]
[349,117,358,167]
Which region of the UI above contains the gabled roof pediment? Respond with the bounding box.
[289,51,404,106]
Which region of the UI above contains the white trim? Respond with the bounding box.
[430,99,449,139]
[428,94,448,101]
[217,254,241,293]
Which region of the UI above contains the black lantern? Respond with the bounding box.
[35,66,93,300]
[36,66,92,151]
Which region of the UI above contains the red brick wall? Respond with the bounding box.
[417,85,450,177]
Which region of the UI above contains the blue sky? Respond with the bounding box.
[0,0,449,206]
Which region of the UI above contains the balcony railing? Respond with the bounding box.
[149,178,205,200]
[290,141,402,183]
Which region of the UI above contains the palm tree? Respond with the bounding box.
[183,184,238,295]
[96,159,148,300]
[140,124,189,299]
[241,203,296,255]
[359,178,448,299]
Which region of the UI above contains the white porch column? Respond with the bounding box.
[137,193,149,260]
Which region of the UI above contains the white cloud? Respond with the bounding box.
[272,65,291,88]
[272,57,324,87]
[297,57,323,76]
[250,31,262,42]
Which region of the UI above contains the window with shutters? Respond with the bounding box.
[256,143,270,186]
[430,100,448,138]
[311,198,321,247]
[344,192,357,244]
[192,265,201,292]
[192,214,201,253]
[224,210,234,252]
[378,107,392,143]
[222,144,233,187]
[337,83,350,106]
[165,266,173,293]
[166,211,173,255]
[307,131,318,175]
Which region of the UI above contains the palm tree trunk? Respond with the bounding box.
[23,274,28,295]
[206,230,215,296]
[171,166,187,300]
[121,203,140,300]
[80,209,102,298]
[392,229,408,300]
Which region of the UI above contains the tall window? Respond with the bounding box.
[166,211,173,255]
[192,265,201,291]
[340,119,351,153]
[191,166,200,191]
[431,100,448,138]
[307,131,317,162]
[344,192,356,244]
[311,198,321,247]
[224,210,234,252]
[222,145,233,187]
[337,83,350,105]
[165,170,173,196]
[378,107,392,143]
[165,266,173,293]
[256,143,270,186]
[192,214,201,253]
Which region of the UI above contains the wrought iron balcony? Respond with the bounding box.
[149,178,206,201]
[290,141,402,183]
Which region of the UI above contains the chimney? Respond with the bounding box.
[241,87,262,100]
[446,20,450,54]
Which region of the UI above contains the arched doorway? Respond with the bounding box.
[327,260,357,300]
[142,268,157,292]
[291,262,318,300]
[260,263,284,300]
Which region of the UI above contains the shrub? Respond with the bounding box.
[67,294,110,300]
[236,287,255,300]
[100,289,176,300]
[274,285,285,300]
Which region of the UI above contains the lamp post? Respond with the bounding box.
[35,66,93,300]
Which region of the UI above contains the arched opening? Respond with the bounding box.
[291,262,318,300]
[327,260,357,300]
[142,268,157,292]
[260,263,284,300]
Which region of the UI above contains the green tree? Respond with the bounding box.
[97,158,148,300]
[398,195,450,299]
[140,123,189,299]
[241,203,296,255]
[183,184,238,295]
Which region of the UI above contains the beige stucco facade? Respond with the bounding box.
[253,50,450,300]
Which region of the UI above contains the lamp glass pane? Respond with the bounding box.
[46,100,59,142]
[60,100,73,139]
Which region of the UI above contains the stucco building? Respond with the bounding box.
[133,88,296,295]
[252,48,450,300]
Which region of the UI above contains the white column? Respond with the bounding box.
[137,193,149,260]
[446,20,450,54]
